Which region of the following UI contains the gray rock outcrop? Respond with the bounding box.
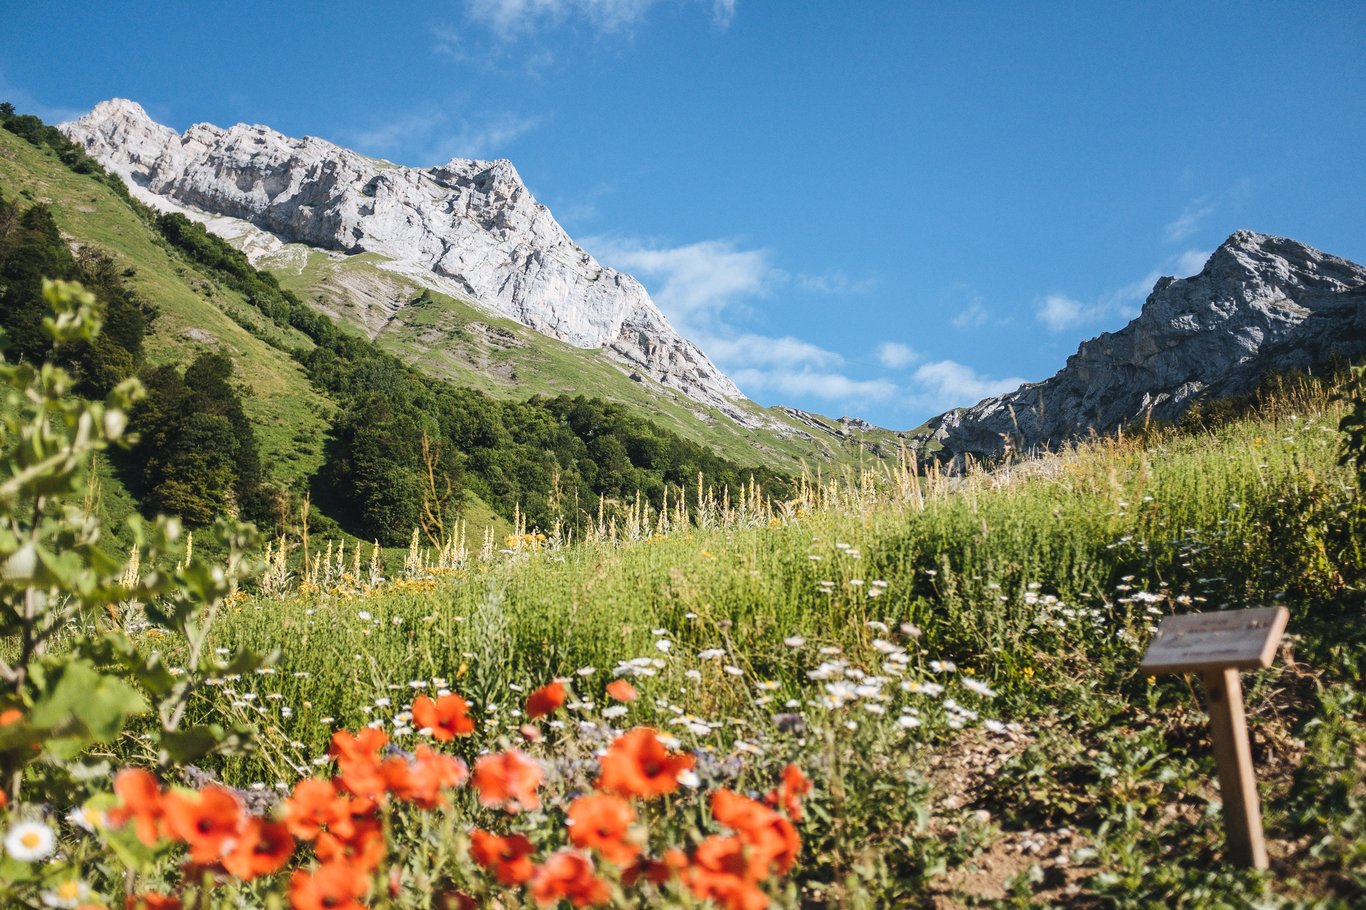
[922,231,1366,462]
[61,99,755,422]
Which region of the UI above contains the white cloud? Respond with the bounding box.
[1037,294,1088,332]
[1035,248,1211,333]
[587,234,896,412]
[876,342,918,369]
[703,333,842,369]
[731,368,898,402]
[1174,248,1211,275]
[467,0,656,37]
[951,300,988,329]
[793,269,876,296]
[461,0,734,40]
[1163,197,1216,243]
[910,360,1026,412]
[349,109,539,163]
[585,235,771,326]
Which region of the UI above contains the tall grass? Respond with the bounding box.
[188,383,1363,788]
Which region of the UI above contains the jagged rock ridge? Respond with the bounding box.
[61,99,760,424]
[921,231,1366,462]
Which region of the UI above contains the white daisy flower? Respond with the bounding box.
[962,678,997,698]
[5,821,55,861]
[40,879,90,908]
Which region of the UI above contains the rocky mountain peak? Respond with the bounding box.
[920,231,1366,464]
[62,100,757,424]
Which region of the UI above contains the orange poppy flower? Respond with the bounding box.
[525,680,566,719]
[684,835,769,910]
[529,850,611,908]
[596,727,695,799]
[766,764,811,821]
[289,862,369,910]
[403,745,468,809]
[162,785,245,863]
[470,829,537,885]
[282,778,354,842]
[710,790,800,878]
[605,680,638,702]
[0,708,22,725]
[329,728,392,800]
[472,749,543,813]
[125,894,182,910]
[109,768,166,846]
[330,728,389,763]
[315,816,386,872]
[412,693,475,740]
[223,817,294,880]
[567,793,639,866]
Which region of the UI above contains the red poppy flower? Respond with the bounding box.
[684,835,769,910]
[109,768,166,846]
[605,679,638,702]
[525,680,567,719]
[223,817,294,880]
[329,728,389,763]
[472,749,543,813]
[766,763,811,821]
[412,693,475,740]
[596,727,695,799]
[289,862,369,910]
[470,829,537,885]
[529,850,611,908]
[567,793,640,866]
[711,789,800,877]
[315,816,386,873]
[282,778,354,842]
[162,785,245,863]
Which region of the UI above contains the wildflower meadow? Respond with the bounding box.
[0,283,1362,907]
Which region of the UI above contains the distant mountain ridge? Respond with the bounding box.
[61,99,759,425]
[920,231,1366,462]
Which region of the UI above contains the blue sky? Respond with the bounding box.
[5,1,1365,428]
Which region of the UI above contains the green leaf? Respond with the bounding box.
[26,660,148,758]
[157,724,228,764]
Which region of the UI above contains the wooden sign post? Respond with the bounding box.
[1138,605,1289,870]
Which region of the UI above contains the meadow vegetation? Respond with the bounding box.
[0,280,1360,908]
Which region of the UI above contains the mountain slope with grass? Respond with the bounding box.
[1,108,821,548]
[59,98,901,473]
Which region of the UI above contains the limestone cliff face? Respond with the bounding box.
[921,231,1366,461]
[62,99,754,422]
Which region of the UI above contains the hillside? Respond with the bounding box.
[1,111,814,548]
[0,111,331,493]
[266,243,904,471]
[60,99,902,473]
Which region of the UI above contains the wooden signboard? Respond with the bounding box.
[1139,606,1288,870]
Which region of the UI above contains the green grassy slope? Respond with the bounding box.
[0,128,329,490]
[265,244,906,473]
[0,127,513,545]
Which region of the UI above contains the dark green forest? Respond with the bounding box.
[1,104,790,544]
